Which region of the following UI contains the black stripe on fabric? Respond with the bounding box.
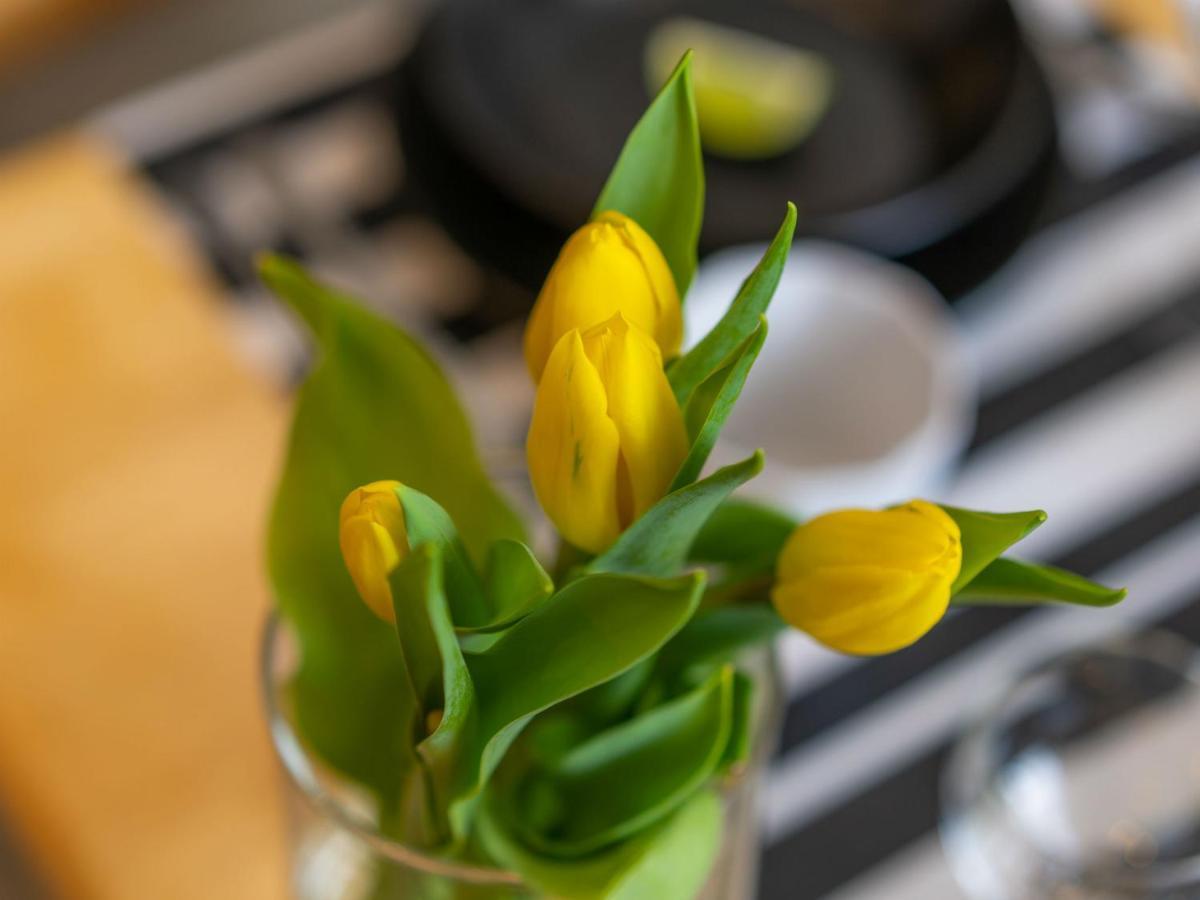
[759,593,1200,900]
[774,470,1200,759]
[968,284,1200,451]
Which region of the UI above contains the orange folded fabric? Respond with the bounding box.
[0,133,289,900]
[0,0,147,76]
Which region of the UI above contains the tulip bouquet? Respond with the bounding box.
[261,55,1124,899]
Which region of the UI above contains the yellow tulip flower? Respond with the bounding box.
[527,314,688,554]
[338,480,409,622]
[524,211,682,382]
[771,500,962,656]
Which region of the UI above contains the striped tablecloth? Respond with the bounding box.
[759,154,1200,899]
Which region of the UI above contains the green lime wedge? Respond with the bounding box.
[645,17,834,161]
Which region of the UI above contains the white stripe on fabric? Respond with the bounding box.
[959,156,1200,395]
[947,339,1200,561]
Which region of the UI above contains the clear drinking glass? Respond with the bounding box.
[261,613,782,900]
[941,631,1200,899]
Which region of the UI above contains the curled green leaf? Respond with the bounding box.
[477,787,723,900]
[511,667,735,857]
[446,572,707,837]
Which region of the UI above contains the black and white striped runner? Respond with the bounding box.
[759,155,1200,898]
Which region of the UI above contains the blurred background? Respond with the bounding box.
[3,0,1200,897]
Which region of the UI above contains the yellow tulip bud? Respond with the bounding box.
[771,500,962,656]
[527,314,688,554]
[338,480,409,622]
[524,211,682,382]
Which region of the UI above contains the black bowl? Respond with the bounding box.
[395,0,1057,301]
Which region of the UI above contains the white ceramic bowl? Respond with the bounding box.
[685,240,975,515]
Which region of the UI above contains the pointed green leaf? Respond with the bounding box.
[593,52,704,295]
[513,667,735,857]
[477,787,723,900]
[940,505,1047,594]
[590,452,765,577]
[670,320,767,491]
[668,203,797,404]
[262,254,524,804]
[952,557,1127,609]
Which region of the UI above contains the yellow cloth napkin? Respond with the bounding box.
[0,133,289,900]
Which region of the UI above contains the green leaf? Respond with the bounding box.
[398,484,489,628]
[569,657,658,726]
[388,545,478,846]
[389,546,448,721]
[952,557,1127,609]
[590,452,765,578]
[261,254,526,559]
[670,320,767,491]
[688,499,796,570]
[479,539,555,632]
[477,788,723,900]
[656,605,785,679]
[593,52,704,295]
[395,515,553,637]
[668,204,797,404]
[512,667,735,857]
[940,505,1047,594]
[448,572,707,834]
[718,670,757,772]
[261,254,524,805]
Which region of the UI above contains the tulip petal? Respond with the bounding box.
[527,331,622,553]
[581,316,688,526]
[597,211,683,358]
[772,565,951,655]
[339,517,398,622]
[772,500,962,656]
[524,215,678,381]
[338,481,408,622]
[777,501,960,578]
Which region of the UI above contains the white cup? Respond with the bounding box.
[685,240,975,515]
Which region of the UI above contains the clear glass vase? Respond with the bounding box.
[261,614,782,900]
[941,631,1200,899]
